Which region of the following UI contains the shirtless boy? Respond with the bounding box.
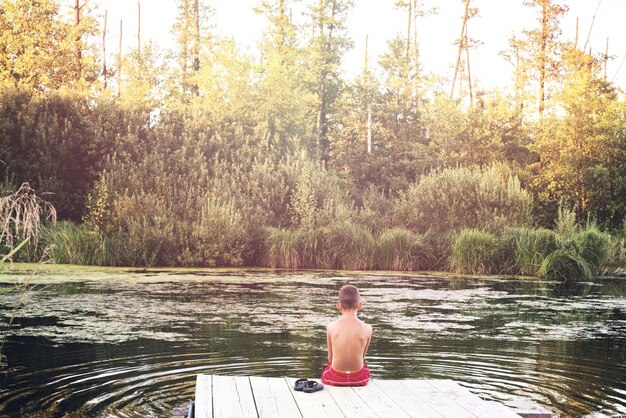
[321,284,372,386]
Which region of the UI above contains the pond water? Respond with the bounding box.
[0,268,625,417]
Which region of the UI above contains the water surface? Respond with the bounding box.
[0,268,625,417]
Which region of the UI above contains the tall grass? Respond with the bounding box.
[571,228,611,272]
[450,229,504,274]
[539,250,593,282]
[323,222,376,270]
[503,227,558,275]
[264,227,302,269]
[377,228,428,271]
[43,221,122,266]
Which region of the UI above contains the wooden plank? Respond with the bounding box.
[324,385,378,418]
[195,374,213,418]
[402,380,479,418]
[212,375,257,418]
[372,380,445,418]
[428,380,521,418]
[249,376,302,418]
[351,380,412,418]
[286,377,345,418]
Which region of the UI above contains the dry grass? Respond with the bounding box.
[0,183,57,252]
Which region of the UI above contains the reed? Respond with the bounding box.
[450,229,504,274]
[322,222,376,270]
[503,227,559,275]
[377,228,428,271]
[43,221,112,266]
[263,227,302,269]
[572,227,611,272]
[539,250,593,282]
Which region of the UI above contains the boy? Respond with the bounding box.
[321,284,372,386]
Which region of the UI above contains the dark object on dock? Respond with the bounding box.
[194,374,553,417]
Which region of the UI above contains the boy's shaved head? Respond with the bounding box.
[338,285,361,309]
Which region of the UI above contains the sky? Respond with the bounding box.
[86,0,626,92]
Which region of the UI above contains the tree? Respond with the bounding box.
[255,0,314,140]
[0,0,97,90]
[307,0,353,162]
[516,0,568,119]
[172,0,213,98]
[531,51,626,228]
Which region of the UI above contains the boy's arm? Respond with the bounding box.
[326,325,333,364]
[362,325,372,360]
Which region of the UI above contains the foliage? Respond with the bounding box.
[322,222,376,270]
[450,229,504,274]
[503,227,558,275]
[396,164,533,234]
[377,228,428,271]
[43,221,118,266]
[0,183,56,253]
[571,228,611,273]
[539,250,593,282]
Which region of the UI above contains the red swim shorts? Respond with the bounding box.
[320,363,370,386]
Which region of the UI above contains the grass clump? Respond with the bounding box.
[43,221,120,266]
[378,228,428,271]
[264,227,302,269]
[323,222,376,270]
[503,227,559,275]
[539,250,593,282]
[450,229,504,274]
[571,228,611,272]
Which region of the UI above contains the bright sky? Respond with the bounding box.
[88,0,626,92]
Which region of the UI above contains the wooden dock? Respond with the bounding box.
[194,375,551,418]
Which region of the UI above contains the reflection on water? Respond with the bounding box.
[0,270,625,417]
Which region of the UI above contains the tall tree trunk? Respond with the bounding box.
[137,0,141,54]
[604,37,609,81]
[103,10,108,88]
[406,0,412,59]
[193,0,200,72]
[451,0,470,98]
[75,0,81,79]
[539,0,547,118]
[465,25,473,106]
[316,0,336,163]
[118,19,123,97]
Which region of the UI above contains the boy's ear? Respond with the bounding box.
[357,301,363,311]
[336,302,342,312]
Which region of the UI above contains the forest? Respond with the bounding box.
[0,0,625,277]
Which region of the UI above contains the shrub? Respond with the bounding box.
[43,221,126,266]
[264,227,302,269]
[377,228,429,271]
[396,164,533,234]
[450,229,504,274]
[572,228,611,272]
[555,202,577,238]
[539,250,593,282]
[503,227,559,275]
[323,222,376,270]
[180,197,250,267]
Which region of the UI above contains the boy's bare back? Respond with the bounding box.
[326,285,372,372]
[327,315,372,372]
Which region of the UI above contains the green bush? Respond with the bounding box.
[264,227,302,269]
[572,228,611,272]
[503,227,559,275]
[43,221,118,266]
[323,222,376,270]
[377,228,429,271]
[450,229,504,274]
[396,163,533,234]
[539,250,593,282]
